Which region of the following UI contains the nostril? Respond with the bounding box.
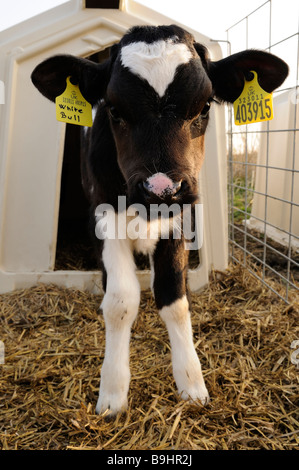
[137,180,151,196]
[142,180,151,194]
[172,180,182,195]
[173,180,188,196]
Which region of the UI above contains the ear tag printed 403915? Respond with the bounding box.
[233,70,274,126]
[55,76,93,127]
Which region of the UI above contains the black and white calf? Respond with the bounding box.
[32,25,288,415]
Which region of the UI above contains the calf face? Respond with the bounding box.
[32,24,288,416]
[105,27,212,209]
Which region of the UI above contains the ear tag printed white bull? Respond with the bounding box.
[55,76,92,127]
[234,70,274,126]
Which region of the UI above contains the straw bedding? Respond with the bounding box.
[0,263,298,450]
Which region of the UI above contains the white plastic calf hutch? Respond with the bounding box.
[0,0,228,294]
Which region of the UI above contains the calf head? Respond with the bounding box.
[32,24,288,209]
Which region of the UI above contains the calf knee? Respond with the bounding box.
[101,290,140,325]
[101,275,140,328]
[159,295,189,325]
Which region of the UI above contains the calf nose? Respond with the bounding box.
[142,173,182,199]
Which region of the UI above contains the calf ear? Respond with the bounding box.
[194,43,210,70]
[208,50,289,103]
[31,54,113,105]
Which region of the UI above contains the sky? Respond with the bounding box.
[0,0,67,32]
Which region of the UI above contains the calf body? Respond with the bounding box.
[32,25,288,415]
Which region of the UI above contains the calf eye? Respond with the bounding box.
[200,102,210,119]
[191,101,211,130]
[108,106,122,123]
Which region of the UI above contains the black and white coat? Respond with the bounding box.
[32,24,288,415]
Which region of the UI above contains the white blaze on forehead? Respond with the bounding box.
[120,38,193,97]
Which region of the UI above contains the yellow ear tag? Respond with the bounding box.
[233,70,273,126]
[55,76,93,127]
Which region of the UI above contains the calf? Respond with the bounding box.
[31,24,288,415]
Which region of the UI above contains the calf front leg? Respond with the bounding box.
[96,238,140,415]
[152,237,209,405]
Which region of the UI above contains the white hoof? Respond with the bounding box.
[179,383,210,406]
[96,390,128,416]
[174,367,210,406]
[95,363,130,416]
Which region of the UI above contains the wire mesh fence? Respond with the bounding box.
[226,0,299,302]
